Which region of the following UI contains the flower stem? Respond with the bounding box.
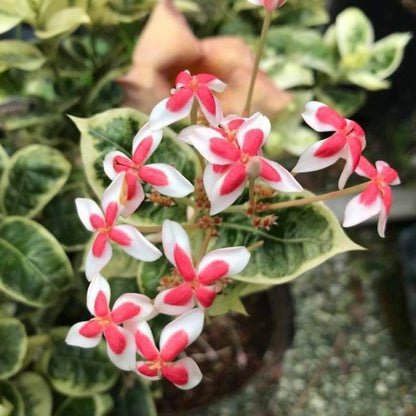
[197,227,213,263]
[242,10,273,117]
[136,223,200,233]
[247,240,264,252]
[190,100,198,125]
[266,182,369,211]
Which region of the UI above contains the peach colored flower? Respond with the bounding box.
[118,0,291,121]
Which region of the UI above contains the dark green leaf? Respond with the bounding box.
[315,87,366,117]
[56,394,113,416]
[0,318,27,380]
[0,380,24,416]
[42,329,119,397]
[0,145,71,218]
[0,217,73,307]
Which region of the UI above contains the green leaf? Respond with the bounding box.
[56,394,113,416]
[266,27,335,74]
[280,126,318,156]
[41,189,90,251]
[336,8,374,58]
[0,318,27,380]
[216,193,363,285]
[14,372,52,416]
[137,256,170,298]
[0,41,46,72]
[0,145,71,217]
[265,60,314,89]
[70,108,197,226]
[315,86,366,117]
[41,328,119,397]
[0,0,31,34]
[0,145,9,178]
[35,7,90,39]
[346,71,390,91]
[366,32,412,80]
[0,381,24,416]
[209,283,248,317]
[0,217,73,307]
[112,378,157,416]
[101,244,139,279]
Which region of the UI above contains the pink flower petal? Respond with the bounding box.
[377,186,393,238]
[174,245,196,281]
[236,113,271,155]
[338,136,363,190]
[140,163,194,197]
[132,124,163,164]
[293,136,346,173]
[343,191,383,228]
[136,361,161,380]
[101,172,126,221]
[259,158,303,192]
[75,198,104,232]
[355,156,377,179]
[162,357,202,390]
[86,274,111,317]
[187,126,240,164]
[203,163,226,202]
[85,242,112,280]
[154,287,195,316]
[196,90,223,127]
[197,247,251,285]
[103,151,131,180]
[175,70,192,87]
[105,325,136,370]
[302,101,346,132]
[196,74,226,92]
[162,220,193,269]
[111,293,154,324]
[121,179,144,218]
[376,161,400,185]
[160,309,204,360]
[92,232,109,257]
[65,322,102,348]
[79,320,103,338]
[111,224,162,261]
[313,132,347,158]
[209,163,247,215]
[131,321,159,361]
[195,285,217,308]
[149,94,194,130]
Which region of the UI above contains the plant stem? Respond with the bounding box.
[224,182,369,213]
[136,223,200,233]
[247,240,264,252]
[197,227,213,263]
[266,182,369,211]
[242,10,273,116]
[248,178,255,211]
[190,100,198,125]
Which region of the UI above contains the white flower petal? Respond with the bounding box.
[132,123,163,163]
[106,326,136,371]
[149,96,193,130]
[65,322,102,348]
[112,293,155,323]
[154,288,195,316]
[162,220,192,268]
[236,112,271,153]
[86,274,111,316]
[103,151,129,180]
[75,198,103,232]
[343,194,383,227]
[302,101,344,132]
[85,242,113,280]
[162,357,202,390]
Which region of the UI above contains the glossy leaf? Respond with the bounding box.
[137,256,171,299]
[336,8,374,58]
[346,71,390,91]
[14,372,52,416]
[0,0,31,34]
[35,7,90,39]
[56,394,113,416]
[0,318,27,380]
[0,380,24,416]
[0,217,73,307]
[215,193,362,285]
[0,145,9,178]
[0,41,46,72]
[41,328,119,397]
[71,108,197,226]
[0,145,71,217]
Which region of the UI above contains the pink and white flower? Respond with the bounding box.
[247,0,286,11]
[149,70,226,129]
[66,274,155,370]
[182,112,302,214]
[293,101,366,190]
[154,220,251,314]
[343,157,400,237]
[76,174,162,279]
[130,308,204,390]
[104,123,194,217]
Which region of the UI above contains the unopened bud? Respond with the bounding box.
[246,157,262,179]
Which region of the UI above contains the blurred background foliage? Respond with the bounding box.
[0,0,412,414]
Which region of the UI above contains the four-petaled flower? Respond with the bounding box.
[129,308,204,390]
[154,220,251,314]
[66,274,155,370]
[247,0,286,11]
[76,173,162,279]
[181,112,303,214]
[293,101,366,190]
[343,157,400,237]
[149,70,226,129]
[104,123,194,217]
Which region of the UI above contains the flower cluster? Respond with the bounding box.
[67,63,400,390]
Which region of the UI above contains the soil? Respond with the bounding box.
[156,285,294,414]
